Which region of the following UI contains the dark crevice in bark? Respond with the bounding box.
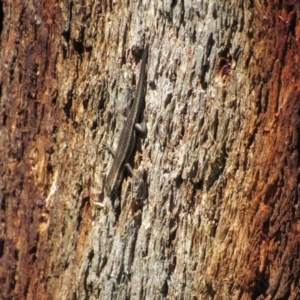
[0,1,3,37]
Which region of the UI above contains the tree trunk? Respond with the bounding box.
[1,0,299,299]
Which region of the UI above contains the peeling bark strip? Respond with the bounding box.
[0,1,300,299]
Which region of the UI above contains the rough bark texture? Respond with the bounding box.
[1,0,300,299]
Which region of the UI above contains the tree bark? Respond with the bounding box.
[1,0,299,299]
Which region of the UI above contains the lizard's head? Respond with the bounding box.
[104,172,123,197]
[104,181,115,197]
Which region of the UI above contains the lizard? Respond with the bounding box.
[104,43,149,197]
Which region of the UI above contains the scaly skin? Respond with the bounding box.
[105,44,149,197]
